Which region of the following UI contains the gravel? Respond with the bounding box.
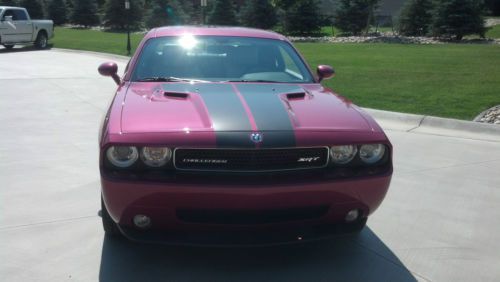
[474,105,500,125]
[288,33,500,45]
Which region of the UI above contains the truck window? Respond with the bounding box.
[2,9,27,21]
[2,9,15,20]
[13,10,28,21]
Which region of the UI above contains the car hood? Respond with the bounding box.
[121,82,372,134]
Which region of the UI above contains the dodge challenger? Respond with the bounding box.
[98,26,392,245]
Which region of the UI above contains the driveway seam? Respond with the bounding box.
[0,215,96,231]
[407,116,427,132]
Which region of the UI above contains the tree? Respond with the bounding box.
[181,0,198,24]
[485,0,500,16]
[283,0,322,35]
[240,0,277,29]
[48,0,68,25]
[20,0,44,19]
[207,0,238,26]
[71,0,99,27]
[432,0,486,40]
[104,0,143,30]
[146,0,187,28]
[334,0,380,35]
[397,0,433,36]
[0,0,19,6]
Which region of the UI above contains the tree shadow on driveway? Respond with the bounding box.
[99,227,417,282]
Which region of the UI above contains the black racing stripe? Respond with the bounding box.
[237,84,301,148]
[162,83,254,148]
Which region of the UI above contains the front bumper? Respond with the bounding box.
[101,172,391,244]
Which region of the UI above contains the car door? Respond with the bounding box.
[0,9,17,43]
[12,9,33,42]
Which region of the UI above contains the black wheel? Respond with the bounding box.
[3,44,14,50]
[34,32,48,49]
[101,197,121,237]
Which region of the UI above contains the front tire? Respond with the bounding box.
[34,32,48,49]
[3,44,14,50]
[101,197,121,237]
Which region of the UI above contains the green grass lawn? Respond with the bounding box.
[299,43,500,119]
[486,25,500,38]
[53,27,144,56]
[52,27,500,120]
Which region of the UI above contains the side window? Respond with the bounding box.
[2,9,15,20]
[279,47,303,79]
[13,10,28,21]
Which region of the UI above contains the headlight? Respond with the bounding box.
[359,144,385,164]
[330,145,357,164]
[141,147,172,167]
[106,146,139,168]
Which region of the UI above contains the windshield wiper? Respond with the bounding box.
[224,79,282,83]
[136,76,209,83]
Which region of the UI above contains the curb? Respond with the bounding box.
[52,48,130,62]
[364,108,500,142]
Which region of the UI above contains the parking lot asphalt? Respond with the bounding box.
[1,47,499,282]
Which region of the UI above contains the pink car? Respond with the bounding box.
[98,26,392,245]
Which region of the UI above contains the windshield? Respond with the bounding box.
[132,35,314,83]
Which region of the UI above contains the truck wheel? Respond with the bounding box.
[34,32,48,49]
[101,197,121,237]
[3,44,14,50]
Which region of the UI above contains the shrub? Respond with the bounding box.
[432,0,487,40]
[398,0,433,36]
[240,0,277,29]
[48,0,68,25]
[71,0,100,27]
[284,0,323,36]
[20,0,44,19]
[334,0,380,36]
[104,0,143,30]
[207,0,238,26]
[0,0,19,6]
[146,0,187,28]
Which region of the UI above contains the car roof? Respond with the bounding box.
[148,26,288,41]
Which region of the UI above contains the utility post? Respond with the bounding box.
[201,0,207,25]
[125,0,131,56]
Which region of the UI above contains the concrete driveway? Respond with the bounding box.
[1,47,499,282]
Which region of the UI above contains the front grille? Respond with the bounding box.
[174,147,329,172]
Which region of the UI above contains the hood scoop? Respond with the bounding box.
[286,92,306,100]
[164,91,189,99]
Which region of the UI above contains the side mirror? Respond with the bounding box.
[98,62,121,85]
[317,65,335,82]
[3,16,13,22]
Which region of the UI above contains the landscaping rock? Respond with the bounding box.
[485,18,500,27]
[474,105,500,125]
[288,33,500,45]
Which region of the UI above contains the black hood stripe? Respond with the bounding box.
[162,83,300,148]
[162,83,254,148]
[236,84,299,148]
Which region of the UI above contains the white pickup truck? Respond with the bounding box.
[0,6,54,50]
